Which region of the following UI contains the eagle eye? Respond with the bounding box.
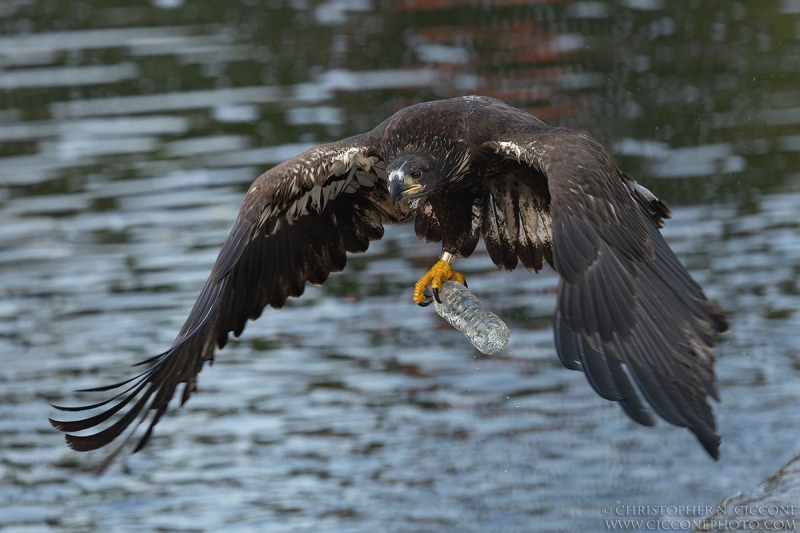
[411,169,422,180]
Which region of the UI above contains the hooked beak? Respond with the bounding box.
[388,169,422,204]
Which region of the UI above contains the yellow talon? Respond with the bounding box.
[413,259,467,304]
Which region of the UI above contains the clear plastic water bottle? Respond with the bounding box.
[433,281,510,355]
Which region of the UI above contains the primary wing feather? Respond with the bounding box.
[50,134,409,465]
[483,122,727,458]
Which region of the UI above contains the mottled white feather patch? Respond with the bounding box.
[490,139,548,172]
[257,144,386,233]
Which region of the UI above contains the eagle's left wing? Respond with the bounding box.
[483,129,727,458]
[51,134,409,469]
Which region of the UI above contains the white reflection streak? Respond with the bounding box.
[0,26,197,57]
[0,64,138,89]
[613,138,747,178]
[50,68,444,118]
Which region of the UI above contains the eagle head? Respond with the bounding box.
[387,153,438,203]
[387,146,469,204]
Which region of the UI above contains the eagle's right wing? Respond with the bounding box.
[51,134,409,468]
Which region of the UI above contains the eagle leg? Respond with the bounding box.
[413,252,466,306]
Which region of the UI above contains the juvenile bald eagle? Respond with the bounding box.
[51,95,728,466]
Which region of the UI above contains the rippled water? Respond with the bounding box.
[2,1,800,532]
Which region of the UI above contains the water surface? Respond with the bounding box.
[2,1,800,532]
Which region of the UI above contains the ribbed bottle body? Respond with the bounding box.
[433,281,509,355]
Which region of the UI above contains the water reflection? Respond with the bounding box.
[2,0,800,532]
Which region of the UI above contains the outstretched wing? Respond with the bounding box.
[484,128,728,458]
[50,134,409,467]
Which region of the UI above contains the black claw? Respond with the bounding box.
[417,289,434,307]
[433,287,442,304]
[463,279,468,289]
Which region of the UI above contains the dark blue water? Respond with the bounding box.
[2,1,800,531]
